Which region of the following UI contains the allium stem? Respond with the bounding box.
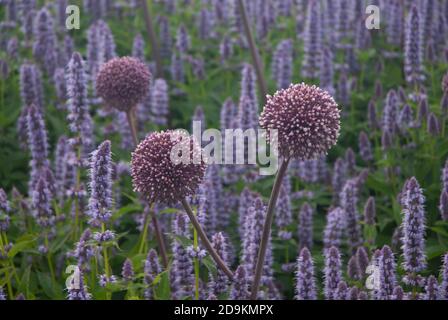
[237,0,268,104]
[181,198,233,279]
[126,109,139,147]
[149,208,169,268]
[140,0,163,78]
[250,157,290,299]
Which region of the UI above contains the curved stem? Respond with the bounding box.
[181,198,234,280]
[250,157,290,299]
[150,208,169,268]
[237,0,268,105]
[126,109,139,147]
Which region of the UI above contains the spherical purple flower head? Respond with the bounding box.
[259,83,340,160]
[324,246,342,300]
[209,232,230,296]
[323,207,345,250]
[423,275,439,300]
[295,247,317,300]
[88,140,113,224]
[230,265,250,300]
[377,245,397,300]
[96,56,151,112]
[121,258,134,281]
[401,177,427,275]
[131,130,206,205]
[298,202,313,250]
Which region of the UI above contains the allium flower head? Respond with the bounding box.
[96,56,151,112]
[259,83,340,160]
[131,130,206,205]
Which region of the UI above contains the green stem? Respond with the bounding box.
[101,223,111,300]
[250,157,290,299]
[193,207,200,300]
[44,235,56,283]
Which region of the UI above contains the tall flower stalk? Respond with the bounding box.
[250,84,341,298]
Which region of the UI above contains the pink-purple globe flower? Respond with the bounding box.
[259,83,341,160]
[131,130,206,205]
[96,56,151,112]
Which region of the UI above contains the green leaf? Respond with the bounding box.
[153,271,170,300]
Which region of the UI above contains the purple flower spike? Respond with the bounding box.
[404,6,424,86]
[272,39,293,89]
[358,131,373,162]
[295,247,317,300]
[32,177,55,228]
[439,191,448,221]
[440,253,448,300]
[377,245,397,300]
[149,79,169,126]
[323,207,345,250]
[334,281,348,300]
[121,258,134,281]
[356,247,369,279]
[324,246,342,300]
[67,271,91,300]
[171,214,194,299]
[340,179,363,253]
[401,177,427,277]
[302,0,321,79]
[423,275,439,300]
[209,232,230,296]
[88,140,113,224]
[347,255,359,280]
[364,197,376,225]
[230,265,250,300]
[275,184,292,240]
[298,202,313,250]
[144,249,162,299]
[391,286,405,300]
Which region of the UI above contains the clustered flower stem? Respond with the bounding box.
[250,157,290,299]
[181,198,234,279]
[139,0,163,78]
[236,0,268,105]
